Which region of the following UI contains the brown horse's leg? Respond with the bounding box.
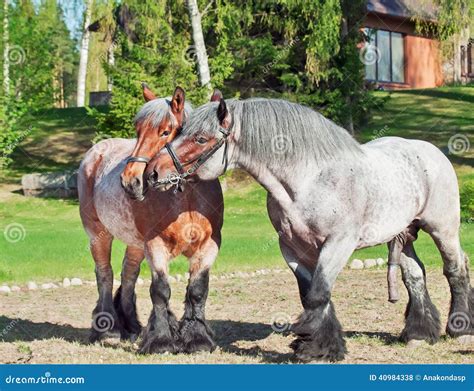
[179,239,219,353]
[114,246,144,341]
[139,241,179,354]
[88,229,120,343]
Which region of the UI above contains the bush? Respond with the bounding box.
[460,180,474,221]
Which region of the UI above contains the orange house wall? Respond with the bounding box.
[364,13,443,89]
[404,35,443,88]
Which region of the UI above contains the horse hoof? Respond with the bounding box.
[291,337,346,363]
[456,335,474,345]
[138,335,179,355]
[406,339,427,348]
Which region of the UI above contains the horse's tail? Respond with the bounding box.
[78,144,106,231]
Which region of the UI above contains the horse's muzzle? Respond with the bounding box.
[121,176,146,201]
[147,170,167,191]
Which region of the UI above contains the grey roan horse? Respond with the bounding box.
[146,97,473,362]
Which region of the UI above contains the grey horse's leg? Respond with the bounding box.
[179,240,219,353]
[89,231,121,343]
[113,246,144,341]
[139,243,179,354]
[429,230,473,337]
[398,242,441,343]
[291,234,356,362]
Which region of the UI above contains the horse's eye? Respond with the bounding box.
[161,131,170,137]
[196,137,208,145]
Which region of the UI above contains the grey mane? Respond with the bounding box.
[183,98,362,166]
[134,97,193,127]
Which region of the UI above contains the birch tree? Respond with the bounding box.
[185,0,211,89]
[76,0,93,106]
[3,0,9,96]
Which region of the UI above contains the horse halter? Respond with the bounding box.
[152,126,231,192]
[126,156,150,164]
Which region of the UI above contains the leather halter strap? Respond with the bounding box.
[153,126,230,189]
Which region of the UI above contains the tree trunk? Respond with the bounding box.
[76,0,93,107]
[107,42,114,91]
[3,0,9,97]
[185,0,211,89]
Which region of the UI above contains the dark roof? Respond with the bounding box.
[367,0,438,21]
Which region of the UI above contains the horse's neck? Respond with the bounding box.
[235,150,304,210]
[238,155,314,238]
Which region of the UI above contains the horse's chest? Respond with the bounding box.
[94,173,143,247]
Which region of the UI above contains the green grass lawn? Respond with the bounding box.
[0,179,473,284]
[0,86,473,284]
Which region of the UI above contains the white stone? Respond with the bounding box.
[70,278,83,286]
[168,276,176,283]
[364,259,377,268]
[350,259,364,270]
[11,285,21,292]
[27,281,38,290]
[376,258,386,266]
[457,335,474,345]
[62,278,71,287]
[136,277,144,285]
[41,283,57,289]
[0,285,11,293]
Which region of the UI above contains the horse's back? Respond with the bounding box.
[363,136,457,185]
[362,136,460,227]
[78,138,138,241]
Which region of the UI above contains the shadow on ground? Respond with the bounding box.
[1,316,407,363]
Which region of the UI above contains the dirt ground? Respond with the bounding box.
[0,268,472,364]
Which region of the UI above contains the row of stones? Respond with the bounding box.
[0,259,388,294]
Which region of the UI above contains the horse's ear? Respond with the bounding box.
[142,82,157,102]
[217,98,230,127]
[171,86,185,114]
[210,88,223,102]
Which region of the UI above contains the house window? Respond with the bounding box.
[364,28,405,83]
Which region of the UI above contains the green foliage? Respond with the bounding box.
[92,0,379,138]
[8,0,77,109]
[460,180,474,221]
[413,0,471,41]
[200,0,378,130]
[90,0,211,139]
[0,0,76,166]
[0,98,31,168]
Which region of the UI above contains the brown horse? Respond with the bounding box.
[78,86,224,353]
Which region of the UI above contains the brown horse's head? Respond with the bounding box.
[121,84,188,200]
[145,89,226,191]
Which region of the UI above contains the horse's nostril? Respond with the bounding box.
[148,170,158,183]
